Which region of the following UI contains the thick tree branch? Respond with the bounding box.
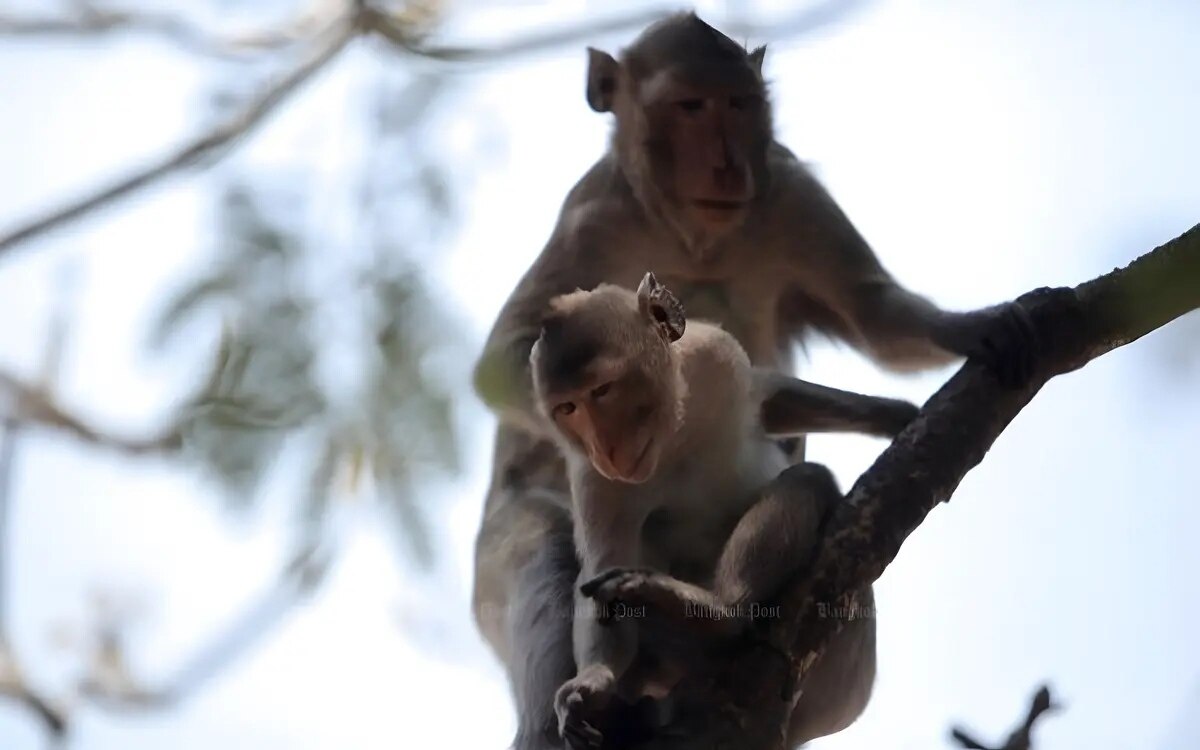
[632,224,1200,749]
[0,7,358,262]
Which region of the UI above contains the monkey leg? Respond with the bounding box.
[713,461,839,608]
[711,462,877,746]
[714,462,877,745]
[785,586,877,746]
[580,463,844,646]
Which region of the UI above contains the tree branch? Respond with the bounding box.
[0,0,341,58]
[368,0,868,63]
[0,6,359,263]
[0,1,865,260]
[0,371,181,455]
[0,658,67,740]
[631,223,1200,749]
[950,683,1062,750]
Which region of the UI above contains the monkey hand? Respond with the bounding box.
[581,568,745,640]
[555,664,615,750]
[932,301,1039,387]
[879,398,920,437]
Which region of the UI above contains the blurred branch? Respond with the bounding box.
[81,542,332,710]
[0,0,341,58]
[0,648,67,739]
[0,279,73,740]
[0,371,181,455]
[368,0,869,62]
[0,1,865,260]
[950,684,1063,750]
[366,4,671,62]
[0,4,359,262]
[632,223,1200,749]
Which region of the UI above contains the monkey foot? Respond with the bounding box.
[580,568,746,641]
[555,666,614,750]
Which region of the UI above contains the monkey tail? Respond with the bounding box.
[510,524,580,750]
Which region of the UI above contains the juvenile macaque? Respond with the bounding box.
[472,12,1036,749]
[531,274,907,747]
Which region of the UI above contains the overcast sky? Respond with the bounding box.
[0,1,1198,749]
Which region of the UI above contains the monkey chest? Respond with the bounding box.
[640,467,760,584]
[641,439,789,582]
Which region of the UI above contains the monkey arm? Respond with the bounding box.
[779,163,1037,383]
[754,369,919,438]
[776,164,960,371]
[473,220,613,439]
[569,478,646,679]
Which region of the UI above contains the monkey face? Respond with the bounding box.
[531,279,686,484]
[587,14,772,241]
[646,79,767,233]
[546,366,673,484]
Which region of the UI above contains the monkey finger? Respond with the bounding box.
[563,719,603,750]
[580,567,651,598]
[579,569,626,597]
[885,400,920,436]
[587,572,655,609]
[559,700,604,750]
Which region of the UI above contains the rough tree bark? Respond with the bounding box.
[622,222,1200,750]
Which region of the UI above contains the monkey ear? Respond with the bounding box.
[748,45,767,75]
[637,272,685,342]
[586,47,619,113]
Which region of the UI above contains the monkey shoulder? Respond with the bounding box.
[675,321,753,393]
[761,145,831,213]
[558,156,646,239]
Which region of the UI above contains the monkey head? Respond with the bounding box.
[586,13,772,246]
[531,272,686,484]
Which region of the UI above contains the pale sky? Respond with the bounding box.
[0,1,1198,749]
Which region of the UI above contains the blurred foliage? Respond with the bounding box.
[153,186,325,499]
[148,63,464,567]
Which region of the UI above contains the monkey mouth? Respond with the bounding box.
[614,438,655,483]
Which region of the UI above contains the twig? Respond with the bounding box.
[0,0,341,59]
[79,541,331,710]
[370,0,869,63]
[0,671,67,739]
[950,684,1063,750]
[0,6,359,262]
[0,371,181,455]
[367,5,672,62]
[0,275,74,740]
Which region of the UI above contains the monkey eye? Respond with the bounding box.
[675,99,705,113]
[591,382,613,400]
[554,402,576,417]
[729,94,761,111]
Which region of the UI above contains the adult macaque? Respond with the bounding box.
[531,274,911,748]
[471,12,1035,749]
